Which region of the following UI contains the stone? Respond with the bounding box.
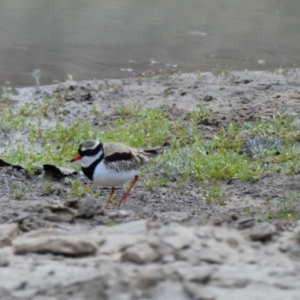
[156,211,191,222]
[209,265,251,288]
[98,235,145,254]
[152,281,190,300]
[177,266,216,283]
[14,236,98,256]
[203,95,214,102]
[0,287,12,300]
[42,213,73,222]
[0,252,9,267]
[117,210,131,218]
[294,228,300,244]
[135,265,165,289]
[76,197,104,219]
[45,204,75,215]
[210,226,246,247]
[175,248,200,263]
[183,282,215,300]
[13,228,98,256]
[198,249,224,264]
[0,224,18,248]
[121,243,162,264]
[236,217,256,230]
[243,223,276,242]
[159,224,197,250]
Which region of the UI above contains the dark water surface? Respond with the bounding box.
[0,0,300,86]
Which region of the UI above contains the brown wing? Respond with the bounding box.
[103,143,137,160]
[103,143,141,172]
[105,151,134,162]
[103,143,164,172]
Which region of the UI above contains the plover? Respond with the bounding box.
[71,140,164,208]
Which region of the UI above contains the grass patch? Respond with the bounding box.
[1,95,300,201]
[262,192,299,221]
[0,98,300,177]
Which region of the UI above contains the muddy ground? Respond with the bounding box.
[1,69,300,299]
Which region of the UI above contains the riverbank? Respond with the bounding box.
[1,69,300,299]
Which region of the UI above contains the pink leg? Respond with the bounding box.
[103,187,115,209]
[118,175,139,207]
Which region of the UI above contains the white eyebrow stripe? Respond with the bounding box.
[81,141,99,151]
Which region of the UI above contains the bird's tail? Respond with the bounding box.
[142,146,166,157]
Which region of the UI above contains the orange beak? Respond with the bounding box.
[70,154,82,162]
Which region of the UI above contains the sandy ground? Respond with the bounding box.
[1,69,300,299]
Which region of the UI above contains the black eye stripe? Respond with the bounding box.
[79,143,102,156]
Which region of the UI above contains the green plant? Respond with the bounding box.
[263,192,298,221]
[202,185,226,205]
[14,187,28,200]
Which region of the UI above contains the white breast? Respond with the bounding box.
[92,160,139,187]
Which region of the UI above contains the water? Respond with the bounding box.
[0,0,300,86]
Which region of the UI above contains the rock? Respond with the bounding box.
[98,235,145,255]
[236,217,256,230]
[294,228,300,244]
[175,248,200,263]
[45,204,75,215]
[0,287,12,300]
[241,96,250,104]
[117,210,131,218]
[76,197,105,219]
[42,213,73,222]
[213,276,249,289]
[198,249,224,264]
[177,266,216,283]
[209,265,250,288]
[156,211,191,222]
[243,223,276,242]
[0,224,18,248]
[203,95,214,102]
[152,281,190,300]
[159,224,197,250]
[13,228,98,256]
[135,265,165,289]
[121,243,162,264]
[14,236,98,256]
[183,282,215,300]
[210,226,246,246]
[289,93,300,99]
[0,252,9,267]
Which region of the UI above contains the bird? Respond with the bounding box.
[70,139,165,208]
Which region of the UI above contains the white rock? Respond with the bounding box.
[121,243,162,264]
[13,228,98,256]
[183,282,216,300]
[0,223,18,248]
[99,235,145,255]
[177,266,217,283]
[159,223,197,250]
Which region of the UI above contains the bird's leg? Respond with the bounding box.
[118,175,139,206]
[103,187,115,209]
